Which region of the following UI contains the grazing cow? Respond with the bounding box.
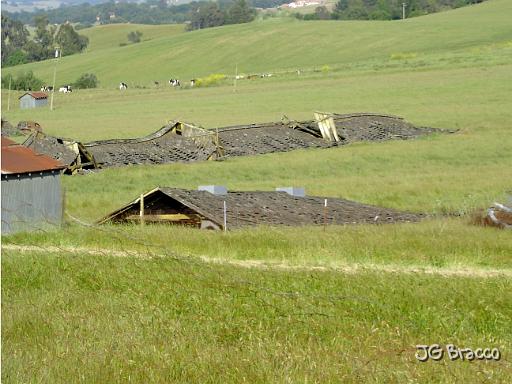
[59,85,72,93]
[41,86,54,92]
[154,81,160,87]
[119,82,128,90]
[190,79,196,87]
[260,73,273,78]
[169,79,181,87]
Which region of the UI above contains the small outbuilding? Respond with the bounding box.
[19,92,48,109]
[1,137,65,234]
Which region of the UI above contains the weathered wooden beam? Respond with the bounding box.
[127,213,193,222]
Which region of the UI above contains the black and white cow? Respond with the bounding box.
[190,79,196,87]
[59,85,72,93]
[41,85,54,92]
[119,82,128,90]
[169,79,181,87]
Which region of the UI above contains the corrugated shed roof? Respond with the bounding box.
[1,137,65,174]
[19,92,48,100]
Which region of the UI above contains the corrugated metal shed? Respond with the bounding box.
[1,138,64,234]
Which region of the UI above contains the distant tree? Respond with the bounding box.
[3,49,28,67]
[187,2,225,31]
[24,41,52,62]
[345,0,369,19]
[72,73,98,89]
[127,30,143,43]
[54,24,89,56]
[226,0,255,24]
[3,71,44,91]
[1,15,30,65]
[34,15,54,49]
[334,0,349,12]
[315,6,331,20]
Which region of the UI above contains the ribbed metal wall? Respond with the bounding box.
[19,95,48,109]
[1,172,62,234]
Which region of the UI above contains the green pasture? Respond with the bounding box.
[80,23,185,53]
[2,0,512,87]
[2,251,511,383]
[2,1,512,381]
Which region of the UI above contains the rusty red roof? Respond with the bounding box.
[1,137,65,174]
[19,92,48,100]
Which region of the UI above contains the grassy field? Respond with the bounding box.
[2,0,512,87]
[80,23,185,53]
[3,251,511,383]
[2,0,512,382]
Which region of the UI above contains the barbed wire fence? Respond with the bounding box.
[3,200,512,370]
[2,199,405,317]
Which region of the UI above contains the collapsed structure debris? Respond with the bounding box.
[84,122,222,167]
[22,132,96,174]
[21,113,452,174]
[474,202,512,229]
[98,186,423,230]
[1,119,44,137]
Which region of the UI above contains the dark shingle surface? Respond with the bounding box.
[102,188,422,228]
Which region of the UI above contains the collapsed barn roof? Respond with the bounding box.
[98,187,423,229]
[217,113,443,157]
[21,113,451,174]
[84,121,221,167]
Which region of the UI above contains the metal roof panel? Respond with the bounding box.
[1,137,65,174]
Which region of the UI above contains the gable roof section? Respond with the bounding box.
[1,137,65,174]
[19,92,48,100]
[98,187,422,228]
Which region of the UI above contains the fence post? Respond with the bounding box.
[140,193,145,226]
[223,200,227,232]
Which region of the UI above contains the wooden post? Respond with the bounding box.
[323,199,328,231]
[223,200,227,232]
[140,193,145,226]
[50,48,59,111]
[7,76,12,111]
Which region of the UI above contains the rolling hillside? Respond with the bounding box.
[80,23,185,53]
[2,1,512,382]
[3,0,511,87]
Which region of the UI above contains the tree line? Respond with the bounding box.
[296,0,486,21]
[2,0,256,28]
[1,14,88,67]
[188,0,256,30]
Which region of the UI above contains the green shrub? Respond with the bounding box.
[72,73,98,89]
[321,65,331,73]
[127,31,143,44]
[1,71,44,91]
[3,49,28,67]
[390,52,418,60]
[195,73,227,87]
